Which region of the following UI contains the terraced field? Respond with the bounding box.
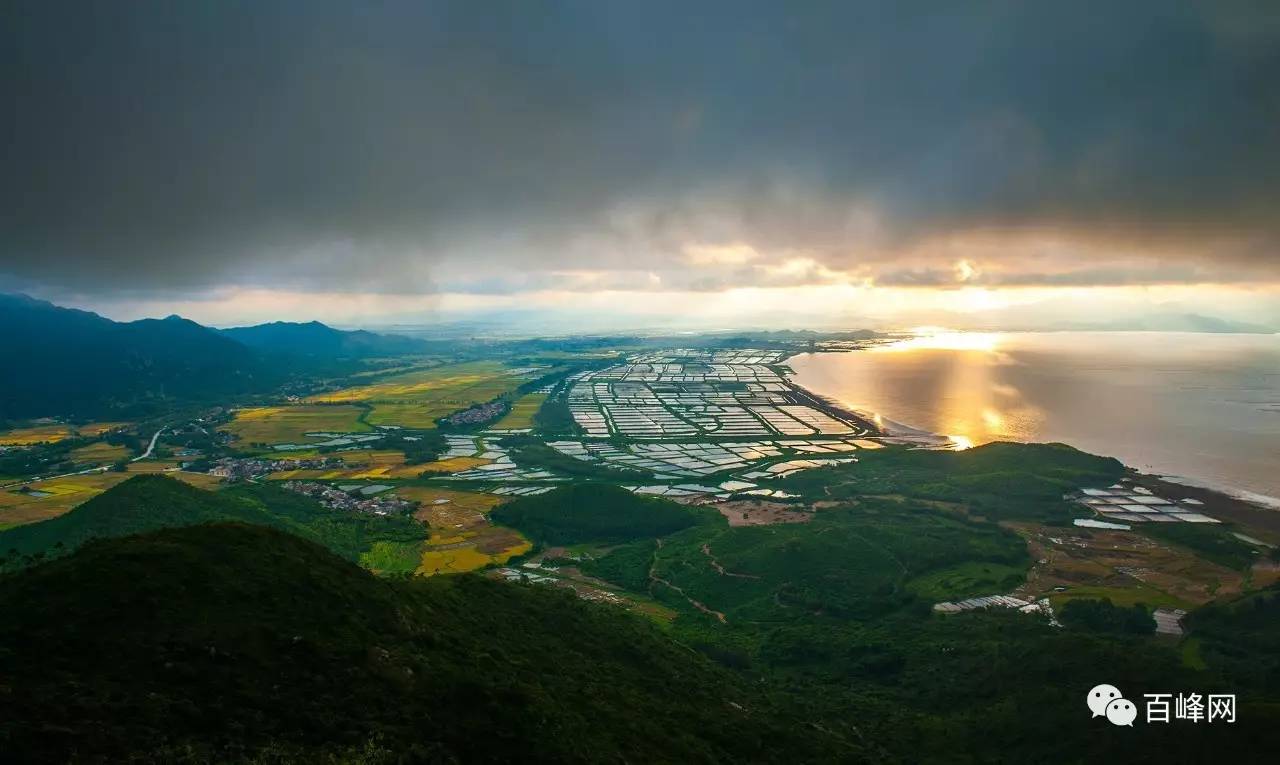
[308,361,531,428]
[220,405,370,446]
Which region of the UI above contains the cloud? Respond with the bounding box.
[2,0,1278,303]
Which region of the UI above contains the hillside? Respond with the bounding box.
[220,320,426,358]
[0,523,846,763]
[0,475,426,569]
[490,482,713,545]
[777,441,1126,522]
[0,293,285,418]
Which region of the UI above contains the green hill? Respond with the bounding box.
[0,475,426,569]
[0,523,846,763]
[777,441,1126,522]
[0,293,286,419]
[490,482,714,545]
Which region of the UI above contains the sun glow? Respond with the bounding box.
[880,331,1002,353]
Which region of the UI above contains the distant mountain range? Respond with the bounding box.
[0,293,426,419]
[219,320,426,357]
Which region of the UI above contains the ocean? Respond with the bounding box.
[788,332,1280,503]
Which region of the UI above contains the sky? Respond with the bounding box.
[2,1,1278,331]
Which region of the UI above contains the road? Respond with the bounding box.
[0,425,168,490]
[132,427,166,461]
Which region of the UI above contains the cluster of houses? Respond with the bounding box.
[280,480,415,516]
[440,400,508,427]
[208,456,345,482]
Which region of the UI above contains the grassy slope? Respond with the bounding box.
[0,523,846,763]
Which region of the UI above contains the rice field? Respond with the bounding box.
[395,486,528,575]
[399,486,504,517]
[308,361,532,428]
[0,421,131,446]
[266,450,486,481]
[0,470,223,527]
[69,442,132,464]
[219,405,370,446]
[77,421,131,436]
[0,425,76,445]
[126,460,184,473]
[491,392,547,430]
[358,540,424,575]
[416,456,491,474]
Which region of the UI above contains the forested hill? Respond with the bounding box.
[219,320,426,357]
[0,293,420,419]
[0,475,428,570]
[0,522,847,763]
[0,293,281,418]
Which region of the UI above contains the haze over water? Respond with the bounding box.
[789,332,1280,501]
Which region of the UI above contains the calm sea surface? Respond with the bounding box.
[789,332,1280,501]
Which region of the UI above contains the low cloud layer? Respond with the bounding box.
[3,1,1279,304]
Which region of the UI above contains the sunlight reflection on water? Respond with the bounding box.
[789,331,1280,498]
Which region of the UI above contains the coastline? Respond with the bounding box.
[782,351,1280,518]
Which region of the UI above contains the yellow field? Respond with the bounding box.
[0,425,76,445]
[491,393,547,430]
[308,361,532,429]
[220,405,370,446]
[78,421,131,436]
[417,456,491,474]
[266,450,486,481]
[399,486,504,517]
[126,460,183,473]
[394,486,528,575]
[0,470,222,527]
[70,442,131,464]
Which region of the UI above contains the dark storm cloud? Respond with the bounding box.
[2,0,1278,296]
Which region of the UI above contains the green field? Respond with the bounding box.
[905,561,1026,601]
[358,540,424,575]
[219,405,370,446]
[309,361,531,428]
[491,392,547,429]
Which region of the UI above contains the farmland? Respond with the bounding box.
[0,421,131,446]
[1011,521,1246,609]
[397,486,529,575]
[69,442,131,465]
[308,361,533,428]
[77,422,131,436]
[220,404,370,447]
[491,392,547,430]
[0,425,76,445]
[267,449,431,481]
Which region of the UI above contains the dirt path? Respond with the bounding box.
[649,538,729,623]
[701,543,761,579]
